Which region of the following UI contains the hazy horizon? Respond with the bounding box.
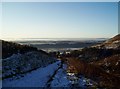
[2,37,109,42]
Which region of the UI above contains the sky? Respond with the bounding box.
[1,2,118,39]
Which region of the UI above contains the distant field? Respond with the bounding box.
[12,38,107,52]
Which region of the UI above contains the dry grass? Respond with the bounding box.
[66,57,120,89]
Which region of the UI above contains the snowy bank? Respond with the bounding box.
[2,61,61,87]
[2,51,56,79]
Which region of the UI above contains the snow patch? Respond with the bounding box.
[2,61,61,87]
[50,68,70,87]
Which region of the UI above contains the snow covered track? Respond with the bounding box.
[2,60,97,88]
[48,64,70,87]
[2,61,61,87]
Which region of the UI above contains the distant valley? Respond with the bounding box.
[1,35,120,89]
[12,38,107,52]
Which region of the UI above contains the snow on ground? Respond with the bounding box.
[50,67,70,87]
[50,63,97,88]
[2,52,56,79]
[2,61,98,88]
[2,61,61,87]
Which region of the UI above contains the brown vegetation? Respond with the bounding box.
[66,57,120,89]
[105,34,120,44]
[60,34,120,88]
[2,40,49,59]
[93,54,120,77]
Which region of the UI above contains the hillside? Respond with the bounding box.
[93,54,120,76]
[2,40,57,79]
[62,34,120,62]
[2,40,48,59]
[105,34,120,43]
[101,34,120,49]
[59,34,120,88]
[78,34,120,88]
